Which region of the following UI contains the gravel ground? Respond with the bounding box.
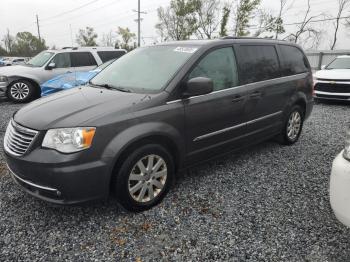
[0,100,350,261]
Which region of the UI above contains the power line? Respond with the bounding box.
[39,0,100,22]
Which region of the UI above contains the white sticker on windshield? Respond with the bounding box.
[174,47,198,53]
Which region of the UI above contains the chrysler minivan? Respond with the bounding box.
[4,38,313,211]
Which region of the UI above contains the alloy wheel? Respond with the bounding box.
[287,111,301,141]
[128,154,167,203]
[10,82,30,100]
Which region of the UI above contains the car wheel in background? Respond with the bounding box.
[7,80,34,103]
[113,144,175,212]
[279,105,304,145]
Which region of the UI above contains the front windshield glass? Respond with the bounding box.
[90,45,198,92]
[326,57,350,69]
[26,51,54,67]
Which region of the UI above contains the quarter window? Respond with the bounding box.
[71,52,97,67]
[97,51,126,63]
[236,45,280,84]
[279,45,309,75]
[51,53,71,68]
[188,47,238,91]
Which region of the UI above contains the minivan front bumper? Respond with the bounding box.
[5,150,111,204]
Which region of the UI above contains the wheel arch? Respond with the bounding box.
[103,122,186,190]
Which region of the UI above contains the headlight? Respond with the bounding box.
[42,127,96,153]
[0,76,8,82]
[343,127,350,161]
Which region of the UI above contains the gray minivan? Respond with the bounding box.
[0,47,126,102]
[4,38,313,211]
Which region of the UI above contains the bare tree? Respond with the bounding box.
[2,29,15,53]
[101,31,116,47]
[285,0,323,46]
[274,0,295,39]
[195,0,221,39]
[330,0,350,50]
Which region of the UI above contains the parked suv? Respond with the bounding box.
[0,47,126,102]
[314,55,350,101]
[4,38,313,211]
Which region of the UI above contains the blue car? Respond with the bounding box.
[41,59,116,96]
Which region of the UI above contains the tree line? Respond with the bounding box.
[155,0,350,50]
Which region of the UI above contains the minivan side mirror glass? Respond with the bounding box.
[321,65,326,70]
[183,77,213,97]
[47,62,56,70]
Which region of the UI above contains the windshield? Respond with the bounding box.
[90,45,198,92]
[26,51,54,67]
[326,57,350,69]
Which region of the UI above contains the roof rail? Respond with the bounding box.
[221,36,280,41]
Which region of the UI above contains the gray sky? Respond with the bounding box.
[0,0,349,50]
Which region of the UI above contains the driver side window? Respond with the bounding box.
[50,53,71,68]
[188,47,238,91]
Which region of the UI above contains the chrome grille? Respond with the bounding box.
[4,120,38,156]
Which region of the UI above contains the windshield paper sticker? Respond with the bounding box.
[174,47,198,53]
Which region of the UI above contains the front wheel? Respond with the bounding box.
[113,144,175,212]
[279,105,304,145]
[7,80,34,103]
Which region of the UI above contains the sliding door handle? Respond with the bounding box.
[250,91,262,98]
[232,95,244,102]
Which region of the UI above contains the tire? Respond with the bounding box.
[279,105,304,145]
[7,80,35,103]
[113,144,175,212]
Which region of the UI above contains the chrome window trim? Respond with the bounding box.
[193,111,283,142]
[7,164,58,192]
[166,73,308,104]
[315,90,350,96]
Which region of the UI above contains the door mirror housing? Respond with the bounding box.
[183,77,213,98]
[46,62,56,70]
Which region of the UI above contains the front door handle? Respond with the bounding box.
[232,95,244,102]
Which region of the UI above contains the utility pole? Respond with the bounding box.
[132,0,147,47]
[36,14,41,42]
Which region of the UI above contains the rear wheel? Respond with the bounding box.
[279,105,304,145]
[113,144,174,212]
[7,80,35,103]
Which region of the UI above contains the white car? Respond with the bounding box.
[330,127,350,226]
[314,55,350,101]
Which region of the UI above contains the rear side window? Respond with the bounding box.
[71,52,97,67]
[236,45,280,84]
[279,45,309,75]
[97,51,126,63]
[188,47,238,91]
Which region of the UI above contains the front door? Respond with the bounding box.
[41,52,75,84]
[184,46,248,163]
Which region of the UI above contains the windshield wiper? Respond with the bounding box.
[89,82,131,92]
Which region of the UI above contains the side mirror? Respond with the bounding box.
[46,62,56,70]
[321,65,326,70]
[183,77,213,98]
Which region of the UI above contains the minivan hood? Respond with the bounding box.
[14,86,156,130]
[315,69,350,80]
